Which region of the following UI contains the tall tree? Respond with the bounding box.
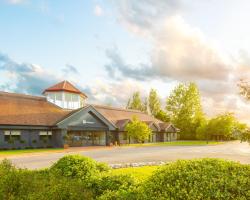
[126,91,147,112]
[166,82,204,139]
[148,89,161,117]
[155,110,170,122]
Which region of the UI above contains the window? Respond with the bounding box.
[123,133,127,140]
[55,93,62,101]
[4,130,21,142]
[72,94,78,102]
[39,131,52,140]
[47,93,56,103]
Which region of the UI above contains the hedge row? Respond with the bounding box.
[0,155,250,200]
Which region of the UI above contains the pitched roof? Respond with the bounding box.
[159,122,177,132]
[92,105,177,132]
[92,104,162,125]
[43,80,87,98]
[115,119,131,131]
[0,92,70,126]
[0,91,175,132]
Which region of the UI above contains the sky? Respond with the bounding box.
[1,0,250,123]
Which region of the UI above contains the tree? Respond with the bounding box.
[155,110,170,122]
[234,121,249,141]
[166,82,205,139]
[148,89,161,117]
[125,116,152,143]
[206,113,237,140]
[238,79,250,100]
[196,118,208,140]
[237,79,250,142]
[142,97,149,114]
[126,91,147,112]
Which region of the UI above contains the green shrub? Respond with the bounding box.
[96,162,111,172]
[140,158,250,200]
[0,159,93,200]
[93,174,136,196]
[96,188,138,200]
[1,156,250,200]
[50,155,110,180]
[25,171,93,200]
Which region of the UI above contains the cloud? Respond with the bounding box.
[151,16,231,81]
[94,5,104,16]
[107,0,250,123]
[62,64,79,75]
[0,53,60,95]
[84,78,148,106]
[114,0,181,33]
[0,53,82,95]
[106,16,230,82]
[105,48,153,81]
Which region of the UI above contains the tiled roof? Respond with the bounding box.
[43,80,87,98]
[159,122,171,130]
[159,122,177,132]
[0,91,175,132]
[92,104,163,126]
[0,92,71,126]
[115,119,131,131]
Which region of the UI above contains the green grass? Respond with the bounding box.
[0,148,63,156]
[111,166,158,181]
[125,140,223,147]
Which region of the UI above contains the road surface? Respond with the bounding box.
[2,141,250,169]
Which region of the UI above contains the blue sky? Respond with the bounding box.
[1,0,250,123]
[0,0,149,80]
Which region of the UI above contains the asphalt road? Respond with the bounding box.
[3,141,250,169]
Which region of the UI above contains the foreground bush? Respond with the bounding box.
[141,158,250,200]
[93,173,136,197]
[50,155,110,180]
[1,156,250,200]
[0,159,93,200]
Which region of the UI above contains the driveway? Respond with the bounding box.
[3,141,250,169]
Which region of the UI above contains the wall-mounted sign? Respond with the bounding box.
[82,120,95,124]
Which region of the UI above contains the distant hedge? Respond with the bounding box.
[0,156,250,200]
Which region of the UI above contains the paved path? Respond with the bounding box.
[2,141,250,169]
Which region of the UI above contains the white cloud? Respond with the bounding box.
[94,5,104,17]
[86,78,147,106]
[0,53,81,95]
[107,0,250,123]
[151,15,230,81]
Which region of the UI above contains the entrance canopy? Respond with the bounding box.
[56,105,116,131]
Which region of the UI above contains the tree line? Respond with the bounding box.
[126,82,249,140]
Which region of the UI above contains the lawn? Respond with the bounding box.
[111,165,158,181]
[125,140,223,147]
[0,148,63,156]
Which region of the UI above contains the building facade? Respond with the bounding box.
[0,81,178,149]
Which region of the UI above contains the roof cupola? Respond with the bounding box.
[43,80,87,109]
